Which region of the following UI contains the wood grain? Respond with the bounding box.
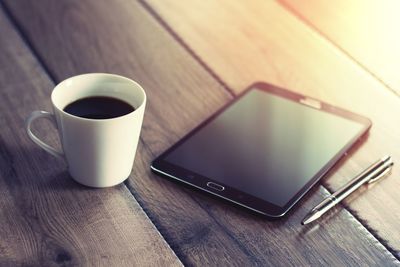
[280,0,400,94]
[143,0,400,254]
[0,6,181,267]
[4,0,399,265]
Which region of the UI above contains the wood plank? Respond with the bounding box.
[280,0,400,94]
[143,0,400,254]
[3,0,399,265]
[0,6,181,267]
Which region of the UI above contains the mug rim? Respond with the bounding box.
[51,73,146,122]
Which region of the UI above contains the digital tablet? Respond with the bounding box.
[151,82,371,217]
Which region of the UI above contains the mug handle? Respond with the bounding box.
[25,110,65,160]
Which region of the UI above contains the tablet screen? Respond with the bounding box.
[162,88,366,207]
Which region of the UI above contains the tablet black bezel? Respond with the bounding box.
[151,82,372,217]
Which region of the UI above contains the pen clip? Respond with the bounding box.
[368,165,393,184]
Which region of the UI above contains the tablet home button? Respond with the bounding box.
[206,182,225,191]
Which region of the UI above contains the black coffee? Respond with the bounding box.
[63,96,135,119]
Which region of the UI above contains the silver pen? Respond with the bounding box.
[302,155,394,225]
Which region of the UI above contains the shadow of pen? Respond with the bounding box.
[297,205,344,239]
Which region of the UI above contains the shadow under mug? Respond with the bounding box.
[25,73,146,188]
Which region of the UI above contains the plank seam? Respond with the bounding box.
[121,179,183,266]
[138,0,400,262]
[123,180,188,264]
[276,1,400,261]
[322,185,400,261]
[123,170,257,265]
[189,195,264,266]
[0,0,58,84]
[138,0,236,98]
[0,2,183,264]
[278,0,400,99]
[125,138,257,265]
[4,0,398,262]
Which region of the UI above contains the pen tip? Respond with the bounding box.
[301,219,309,225]
[301,211,320,225]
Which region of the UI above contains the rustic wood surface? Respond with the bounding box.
[144,0,400,255]
[0,5,181,267]
[1,0,399,265]
[280,0,400,95]
[0,0,399,266]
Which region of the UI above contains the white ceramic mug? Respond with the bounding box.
[26,73,146,187]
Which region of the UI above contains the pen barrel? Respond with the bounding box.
[302,156,393,225]
[332,157,393,202]
[312,196,337,214]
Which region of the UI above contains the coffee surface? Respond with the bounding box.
[63,96,135,119]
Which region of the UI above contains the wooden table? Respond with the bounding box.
[1,0,399,265]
